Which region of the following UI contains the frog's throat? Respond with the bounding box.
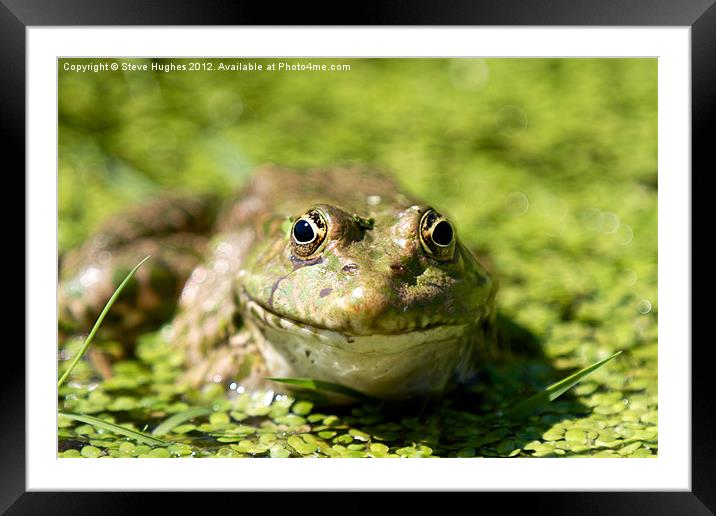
[243,296,475,399]
[242,297,470,353]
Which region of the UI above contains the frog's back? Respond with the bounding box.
[216,165,418,233]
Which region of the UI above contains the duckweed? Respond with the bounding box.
[171,424,197,434]
[270,446,291,458]
[291,401,314,416]
[348,429,370,442]
[80,446,102,458]
[287,435,318,456]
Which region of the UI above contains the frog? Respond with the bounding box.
[58,165,498,400]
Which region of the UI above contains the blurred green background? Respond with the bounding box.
[58,58,658,458]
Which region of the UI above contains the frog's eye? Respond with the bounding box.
[291,208,328,259]
[419,209,456,261]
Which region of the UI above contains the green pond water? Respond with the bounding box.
[58,58,657,458]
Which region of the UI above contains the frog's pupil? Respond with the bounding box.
[293,220,315,243]
[432,220,453,246]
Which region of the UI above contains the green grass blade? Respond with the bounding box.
[57,255,151,388]
[503,350,623,422]
[59,411,168,446]
[152,407,212,436]
[267,377,373,402]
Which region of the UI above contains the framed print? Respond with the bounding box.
[7,0,710,512]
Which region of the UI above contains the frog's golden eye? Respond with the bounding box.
[291,208,328,259]
[419,209,456,261]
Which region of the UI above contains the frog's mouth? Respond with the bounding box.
[243,296,470,354]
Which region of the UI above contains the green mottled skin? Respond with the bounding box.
[59,166,498,400]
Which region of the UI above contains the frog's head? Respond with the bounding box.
[239,202,497,400]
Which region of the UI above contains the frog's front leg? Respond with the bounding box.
[170,231,268,389]
[178,327,268,390]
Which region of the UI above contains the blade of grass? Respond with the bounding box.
[503,350,623,422]
[59,411,168,446]
[152,407,212,436]
[57,255,151,388]
[267,377,374,402]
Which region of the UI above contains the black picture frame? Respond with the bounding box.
[6,1,709,513]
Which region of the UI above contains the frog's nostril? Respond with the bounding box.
[390,263,407,275]
[342,263,359,275]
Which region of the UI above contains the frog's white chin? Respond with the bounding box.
[243,299,475,400]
